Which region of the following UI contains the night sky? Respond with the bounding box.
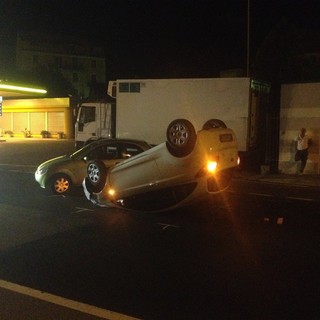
[1,0,320,79]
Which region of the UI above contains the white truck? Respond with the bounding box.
[75,99,116,149]
[75,77,270,165]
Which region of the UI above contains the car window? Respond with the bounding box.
[84,142,145,161]
[102,145,120,159]
[219,133,233,142]
[85,145,105,160]
[121,143,145,158]
[85,144,119,160]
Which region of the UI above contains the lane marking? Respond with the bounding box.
[73,207,95,213]
[0,164,36,173]
[285,196,313,202]
[230,190,317,203]
[248,193,273,198]
[157,223,180,230]
[0,163,36,168]
[0,279,141,320]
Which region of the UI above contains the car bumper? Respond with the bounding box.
[83,178,115,208]
[34,172,46,188]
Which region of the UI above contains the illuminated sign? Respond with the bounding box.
[0,96,2,116]
[251,79,270,93]
[0,84,47,94]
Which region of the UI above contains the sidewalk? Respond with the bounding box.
[235,170,320,188]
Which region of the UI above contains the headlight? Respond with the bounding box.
[37,166,48,175]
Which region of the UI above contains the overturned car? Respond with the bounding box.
[83,119,239,212]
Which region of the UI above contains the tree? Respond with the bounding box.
[31,65,76,97]
[252,19,302,84]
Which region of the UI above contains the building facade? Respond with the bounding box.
[0,97,73,139]
[279,82,320,174]
[16,32,106,98]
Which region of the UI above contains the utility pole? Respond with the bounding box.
[247,0,250,77]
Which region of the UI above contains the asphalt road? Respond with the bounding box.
[0,139,319,319]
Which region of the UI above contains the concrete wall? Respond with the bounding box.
[279,83,320,174]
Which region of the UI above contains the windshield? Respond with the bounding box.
[71,143,97,160]
[78,106,96,123]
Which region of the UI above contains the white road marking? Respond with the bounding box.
[49,194,66,198]
[157,223,180,230]
[73,207,95,213]
[0,163,36,172]
[248,193,273,198]
[0,163,36,168]
[0,279,141,320]
[285,196,313,202]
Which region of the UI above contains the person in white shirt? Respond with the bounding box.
[295,128,311,174]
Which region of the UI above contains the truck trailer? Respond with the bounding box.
[75,77,270,166]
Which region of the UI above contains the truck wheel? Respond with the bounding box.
[166,119,196,157]
[202,119,227,130]
[87,160,107,192]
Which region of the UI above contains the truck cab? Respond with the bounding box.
[75,101,115,149]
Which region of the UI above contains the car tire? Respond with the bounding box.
[202,119,227,130]
[48,174,72,195]
[166,119,197,157]
[87,160,107,192]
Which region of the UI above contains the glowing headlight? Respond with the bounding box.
[37,166,48,175]
[207,160,217,173]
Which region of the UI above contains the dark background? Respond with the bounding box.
[1,0,320,79]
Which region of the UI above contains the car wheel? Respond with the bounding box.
[49,174,72,195]
[87,160,107,192]
[202,119,227,130]
[166,119,197,157]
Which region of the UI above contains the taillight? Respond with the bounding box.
[108,188,116,196]
[207,160,218,173]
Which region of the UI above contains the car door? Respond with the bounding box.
[72,143,121,185]
[108,144,163,197]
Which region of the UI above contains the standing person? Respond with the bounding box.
[295,128,311,174]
